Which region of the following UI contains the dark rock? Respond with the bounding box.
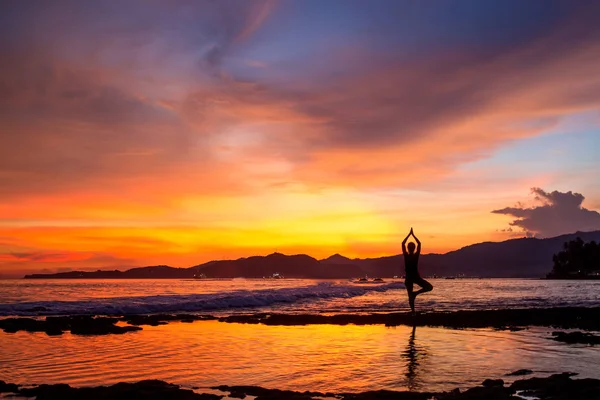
[55,316,142,336]
[17,380,222,400]
[482,379,504,387]
[6,307,597,333]
[10,375,600,400]
[120,314,217,327]
[209,374,600,400]
[61,316,140,335]
[215,386,435,400]
[254,395,314,400]
[0,316,142,336]
[506,369,533,376]
[341,390,433,399]
[215,307,600,330]
[457,385,514,399]
[0,317,47,333]
[45,328,64,336]
[124,315,170,326]
[510,372,600,400]
[551,331,600,345]
[70,324,142,335]
[212,385,326,400]
[18,383,73,399]
[0,380,19,393]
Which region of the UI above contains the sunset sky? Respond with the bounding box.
[2,0,600,276]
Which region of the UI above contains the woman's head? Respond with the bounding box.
[407,242,416,254]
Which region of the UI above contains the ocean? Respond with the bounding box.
[1,278,599,393]
[1,278,599,316]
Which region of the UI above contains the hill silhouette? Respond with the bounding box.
[23,231,600,279]
[191,252,364,279]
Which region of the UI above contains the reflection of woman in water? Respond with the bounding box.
[403,325,425,391]
[402,228,433,313]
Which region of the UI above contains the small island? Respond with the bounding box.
[547,238,600,279]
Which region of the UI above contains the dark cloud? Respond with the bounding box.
[2,251,82,262]
[492,188,600,237]
[8,252,53,261]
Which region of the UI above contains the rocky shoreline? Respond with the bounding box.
[215,307,600,331]
[1,372,599,399]
[0,314,217,336]
[2,307,599,336]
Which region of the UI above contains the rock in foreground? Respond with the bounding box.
[0,314,223,336]
[2,307,600,336]
[120,314,217,326]
[215,373,600,400]
[511,372,600,400]
[0,316,142,336]
[217,307,600,330]
[14,380,221,400]
[0,374,598,400]
[0,380,19,393]
[551,331,600,345]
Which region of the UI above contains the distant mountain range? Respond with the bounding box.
[23,231,600,279]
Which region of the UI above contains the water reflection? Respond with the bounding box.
[1,322,598,393]
[402,325,428,391]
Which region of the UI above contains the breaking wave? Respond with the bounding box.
[0,281,404,316]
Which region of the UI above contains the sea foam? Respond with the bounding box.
[0,281,404,316]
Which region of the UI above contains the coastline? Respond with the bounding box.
[215,307,600,330]
[1,372,599,399]
[2,307,600,336]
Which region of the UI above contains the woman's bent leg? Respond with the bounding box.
[413,277,433,296]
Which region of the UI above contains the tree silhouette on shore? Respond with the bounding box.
[548,238,600,279]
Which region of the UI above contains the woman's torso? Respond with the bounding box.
[404,253,420,279]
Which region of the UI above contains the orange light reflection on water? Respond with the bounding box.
[2,321,599,392]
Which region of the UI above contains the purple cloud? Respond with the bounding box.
[492,188,600,237]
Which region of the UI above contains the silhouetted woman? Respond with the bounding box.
[402,228,433,312]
